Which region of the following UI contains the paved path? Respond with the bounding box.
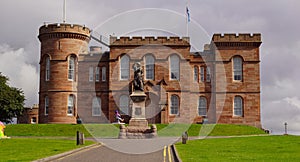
[51,138,180,162]
[53,144,175,162]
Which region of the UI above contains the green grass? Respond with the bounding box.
[157,124,266,136]
[5,124,266,137]
[0,138,94,162]
[5,124,93,137]
[176,135,300,162]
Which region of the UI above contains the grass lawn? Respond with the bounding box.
[5,124,266,138]
[176,135,300,162]
[5,124,93,137]
[156,124,266,136]
[0,138,94,162]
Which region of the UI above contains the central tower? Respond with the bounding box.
[38,23,90,123]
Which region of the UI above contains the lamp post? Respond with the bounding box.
[284,122,288,135]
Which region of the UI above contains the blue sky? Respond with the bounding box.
[0,0,300,134]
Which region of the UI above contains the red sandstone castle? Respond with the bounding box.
[37,23,262,127]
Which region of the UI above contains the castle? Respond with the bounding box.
[33,23,261,127]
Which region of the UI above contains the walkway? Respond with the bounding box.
[46,137,180,162]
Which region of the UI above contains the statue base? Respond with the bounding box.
[119,91,157,139]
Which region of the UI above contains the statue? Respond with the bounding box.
[132,62,144,92]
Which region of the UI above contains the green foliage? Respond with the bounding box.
[0,73,25,123]
[176,135,300,162]
[0,138,94,161]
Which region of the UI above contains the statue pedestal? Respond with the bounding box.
[119,91,157,139]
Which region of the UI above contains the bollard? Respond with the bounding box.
[80,132,85,145]
[76,131,85,145]
[182,131,188,144]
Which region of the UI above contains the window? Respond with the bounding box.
[170,95,179,115]
[95,67,100,82]
[119,95,129,115]
[194,66,198,82]
[234,96,243,116]
[170,55,180,80]
[45,57,50,81]
[92,97,101,116]
[67,95,74,116]
[233,57,243,81]
[145,55,155,80]
[89,66,94,82]
[68,57,75,81]
[200,67,205,82]
[102,67,106,81]
[45,96,49,115]
[198,97,207,116]
[206,67,211,82]
[120,55,129,80]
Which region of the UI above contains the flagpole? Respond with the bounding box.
[63,0,66,23]
[186,14,189,37]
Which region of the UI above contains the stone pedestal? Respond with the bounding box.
[119,91,157,139]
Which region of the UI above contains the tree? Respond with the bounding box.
[0,73,25,123]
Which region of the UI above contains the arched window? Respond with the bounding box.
[170,55,180,80]
[120,55,129,80]
[68,56,75,81]
[198,97,207,116]
[200,67,205,82]
[45,57,50,81]
[234,96,243,116]
[170,95,179,115]
[102,67,106,81]
[119,95,129,115]
[95,67,100,82]
[67,95,74,116]
[92,97,101,116]
[45,96,49,115]
[233,57,243,81]
[89,66,94,82]
[206,67,211,82]
[194,66,199,82]
[145,55,155,80]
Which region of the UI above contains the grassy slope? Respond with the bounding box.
[176,135,300,162]
[156,124,266,136]
[5,124,266,137]
[5,124,93,137]
[0,138,94,162]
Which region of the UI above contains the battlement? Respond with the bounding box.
[38,23,90,41]
[212,33,261,42]
[110,36,190,46]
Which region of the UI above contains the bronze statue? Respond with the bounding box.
[132,62,144,91]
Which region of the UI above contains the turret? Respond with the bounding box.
[38,23,90,123]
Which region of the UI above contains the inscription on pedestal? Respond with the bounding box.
[135,107,142,116]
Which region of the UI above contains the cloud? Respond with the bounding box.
[262,97,300,134]
[0,44,39,106]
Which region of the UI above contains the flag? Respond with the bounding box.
[186,6,190,22]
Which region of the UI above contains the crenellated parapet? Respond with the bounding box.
[213,33,261,42]
[212,33,262,47]
[38,23,91,42]
[110,36,190,47]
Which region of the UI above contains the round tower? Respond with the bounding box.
[38,23,90,123]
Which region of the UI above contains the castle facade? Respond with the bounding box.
[37,23,262,127]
